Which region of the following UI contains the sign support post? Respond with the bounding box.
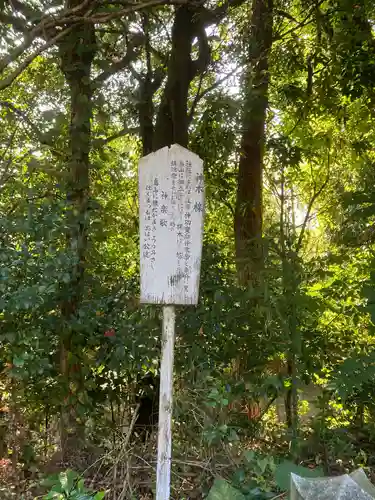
[138,144,204,500]
[156,305,176,500]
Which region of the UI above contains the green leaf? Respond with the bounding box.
[206,478,246,500]
[232,468,246,484]
[40,473,60,488]
[13,355,24,368]
[43,492,63,499]
[93,492,106,500]
[62,273,71,284]
[257,457,269,474]
[206,400,217,407]
[228,428,239,442]
[59,469,77,493]
[243,450,256,463]
[275,461,323,492]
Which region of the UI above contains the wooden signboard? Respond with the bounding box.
[138,144,204,305]
[138,144,205,500]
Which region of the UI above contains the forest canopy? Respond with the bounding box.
[1,0,375,498]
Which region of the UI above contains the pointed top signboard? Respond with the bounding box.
[138,144,204,305]
[138,144,205,500]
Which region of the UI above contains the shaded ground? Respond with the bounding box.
[2,418,375,498]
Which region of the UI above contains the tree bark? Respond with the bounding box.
[58,8,96,457]
[235,0,273,285]
[139,13,156,156]
[152,4,210,151]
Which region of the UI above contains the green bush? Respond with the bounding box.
[42,470,106,499]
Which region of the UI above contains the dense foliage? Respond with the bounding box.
[1,0,375,498]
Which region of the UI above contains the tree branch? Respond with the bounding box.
[56,0,94,17]
[93,32,146,87]
[222,197,235,216]
[200,0,247,27]
[6,191,57,216]
[151,66,167,92]
[0,0,191,91]
[296,153,331,253]
[188,71,205,125]
[274,9,298,23]
[48,0,193,26]
[143,12,152,80]
[0,127,18,163]
[188,64,243,123]
[94,52,139,87]
[96,0,195,7]
[8,0,43,22]
[191,23,211,78]
[0,26,74,91]
[0,12,30,32]
[273,0,325,41]
[0,31,37,74]
[129,63,143,82]
[93,127,140,147]
[0,101,47,143]
[0,129,18,191]
[0,101,64,158]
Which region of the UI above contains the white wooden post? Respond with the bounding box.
[138,144,204,500]
[156,305,176,500]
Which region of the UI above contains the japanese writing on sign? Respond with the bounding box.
[139,144,204,305]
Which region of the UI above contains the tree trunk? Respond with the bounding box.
[139,78,155,156]
[235,0,273,285]
[58,9,96,458]
[139,13,156,157]
[152,4,209,151]
[280,178,300,452]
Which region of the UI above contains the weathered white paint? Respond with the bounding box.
[156,305,176,500]
[139,145,204,499]
[138,144,204,305]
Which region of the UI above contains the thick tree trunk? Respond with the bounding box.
[139,14,155,157]
[139,73,155,157]
[58,10,96,457]
[153,5,209,151]
[235,0,273,285]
